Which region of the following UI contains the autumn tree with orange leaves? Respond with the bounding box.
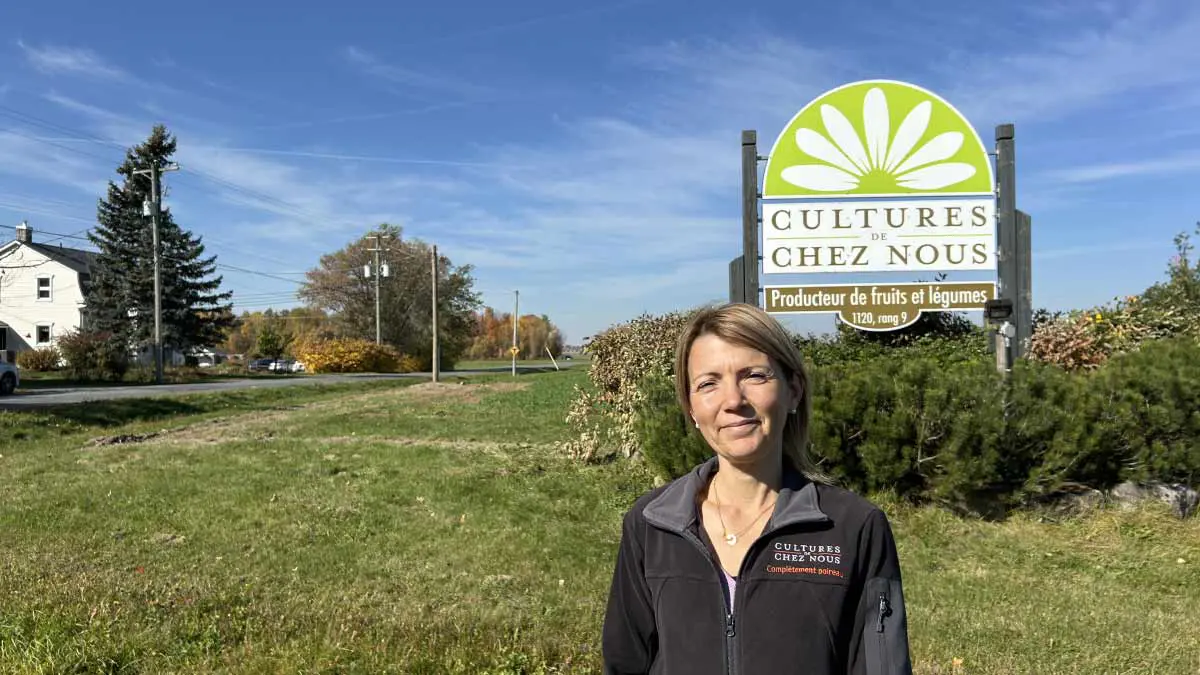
[468,308,563,360]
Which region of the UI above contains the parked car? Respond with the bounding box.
[0,361,19,396]
[267,359,306,374]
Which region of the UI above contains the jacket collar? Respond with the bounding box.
[642,456,830,535]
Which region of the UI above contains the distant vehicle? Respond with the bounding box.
[247,358,275,372]
[0,362,19,396]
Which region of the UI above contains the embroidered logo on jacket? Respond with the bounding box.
[765,542,845,579]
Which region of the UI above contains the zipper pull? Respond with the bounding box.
[726,612,736,638]
[876,593,891,633]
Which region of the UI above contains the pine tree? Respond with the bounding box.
[84,125,234,356]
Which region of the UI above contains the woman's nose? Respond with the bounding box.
[719,380,747,409]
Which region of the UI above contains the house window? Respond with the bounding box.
[36,325,51,345]
[36,276,52,301]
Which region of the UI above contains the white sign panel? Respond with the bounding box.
[762,198,996,275]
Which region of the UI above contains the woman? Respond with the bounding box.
[602,303,912,674]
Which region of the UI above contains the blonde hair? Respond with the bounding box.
[673,303,827,482]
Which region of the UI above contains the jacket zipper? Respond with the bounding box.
[876,592,891,633]
[875,590,891,673]
[681,531,740,675]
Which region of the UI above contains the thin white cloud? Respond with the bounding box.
[34,94,456,270]
[343,46,491,100]
[1044,153,1200,183]
[185,144,520,169]
[1034,240,1166,261]
[0,130,108,195]
[17,41,130,81]
[43,92,133,127]
[942,1,1200,124]
[385,0,652,49]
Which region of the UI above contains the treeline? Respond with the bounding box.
[464,307,563,360]
[224,305,565,362]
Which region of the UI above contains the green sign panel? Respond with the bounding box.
[763,80,994,199]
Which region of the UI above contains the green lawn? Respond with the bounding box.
[0,369,1197,673]
[450,357,585,372]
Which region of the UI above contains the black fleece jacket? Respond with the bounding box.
[602,457,912,675]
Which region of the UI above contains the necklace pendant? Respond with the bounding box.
[724,533,737,546]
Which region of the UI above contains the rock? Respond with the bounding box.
[1034,485,1106,519]
[1109,481,1200,519]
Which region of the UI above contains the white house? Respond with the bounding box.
[0,222,93,363]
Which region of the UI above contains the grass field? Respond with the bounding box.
[450,357,586,372]
[1,368,1198,673]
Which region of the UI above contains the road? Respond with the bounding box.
[0,363,575,409]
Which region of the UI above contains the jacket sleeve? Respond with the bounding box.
[601,506,658,675]
[847,508,913,675]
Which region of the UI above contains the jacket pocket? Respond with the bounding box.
[865,577,912,675]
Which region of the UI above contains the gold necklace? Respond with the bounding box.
[711,481,776,546]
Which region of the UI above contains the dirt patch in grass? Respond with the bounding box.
[319,435,556,457]
[399,380,530,404]
[86,432,161,447]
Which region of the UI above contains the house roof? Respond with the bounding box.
[20,242,98,275]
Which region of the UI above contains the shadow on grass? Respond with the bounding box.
[17,372,292,391]
[46,397,211,428]
[0,382,400,445]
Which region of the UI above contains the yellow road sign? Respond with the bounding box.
[509,346,520,356]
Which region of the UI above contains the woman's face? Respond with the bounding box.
[686,333,800,467]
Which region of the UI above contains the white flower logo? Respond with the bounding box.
[780,87,977,193]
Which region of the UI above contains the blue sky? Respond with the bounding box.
[1,0,1198,344]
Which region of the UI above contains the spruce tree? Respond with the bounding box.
[85,125,234,356]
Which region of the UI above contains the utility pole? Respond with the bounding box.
[511,289,519,377]
[431,245,440,383]
[366,234,388,345]
[134,160,179,385]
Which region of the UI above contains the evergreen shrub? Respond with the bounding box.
[1084,337,1200,487]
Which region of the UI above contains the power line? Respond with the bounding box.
[0,201,97,227]
[215,262,308,286]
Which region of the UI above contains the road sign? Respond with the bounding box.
[509,346,520,356]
